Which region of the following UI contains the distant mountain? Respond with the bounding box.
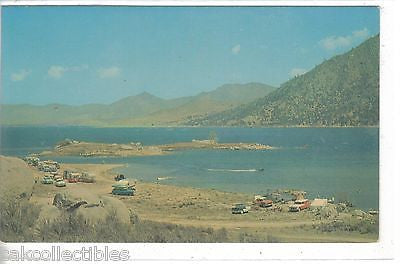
[0,92,170,126]
[114,83,276,126]
[0,83,275,126]
[189,35,379,127]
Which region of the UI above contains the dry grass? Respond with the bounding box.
[1,195,229,242]
[0,196,41,242]
[36,209,229,242]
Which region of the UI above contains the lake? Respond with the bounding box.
[0,126,379,210]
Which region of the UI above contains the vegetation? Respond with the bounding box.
[35,210,230,243]
[313,218,378,234]
[0,196,41,242]
[0,194,378,243]
[0,196,230,242]
[190,35,379,127]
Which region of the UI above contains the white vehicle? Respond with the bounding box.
[231,203,249,214]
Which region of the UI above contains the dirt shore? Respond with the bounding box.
[26,162,378,242]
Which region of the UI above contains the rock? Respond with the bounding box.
[53,193,74,208]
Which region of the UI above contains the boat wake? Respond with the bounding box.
[207,168,263,172]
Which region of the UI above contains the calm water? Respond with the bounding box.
[0,126,379,210]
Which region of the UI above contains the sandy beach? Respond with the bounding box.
[18,160,377,242]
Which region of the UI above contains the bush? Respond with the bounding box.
[315,218,378,234]
[239,232,280,243]
[35,209,230,242]
[0,196,41,242]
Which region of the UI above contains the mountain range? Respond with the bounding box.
[1,35,379,127]
[0,83,276,126]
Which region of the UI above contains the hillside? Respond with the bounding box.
[114,83,276,126]
[0,155,38,199]
[188,35,379,127]
[0,83,275,126]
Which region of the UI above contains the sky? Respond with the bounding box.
[1,6,379,105]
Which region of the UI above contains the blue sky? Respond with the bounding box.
[2,6,379,105]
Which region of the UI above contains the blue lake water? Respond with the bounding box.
[0,126,379,210]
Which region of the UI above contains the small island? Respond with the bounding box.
[39,138,278,157]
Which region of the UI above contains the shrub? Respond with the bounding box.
[0,196,41,242]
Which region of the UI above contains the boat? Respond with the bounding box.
[156,177,173,181]
[368,210,379,215]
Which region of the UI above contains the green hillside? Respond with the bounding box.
[189,35,379,127]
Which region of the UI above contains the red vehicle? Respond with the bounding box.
[289,199,311,212]
[66,178,79,183]
[254,198,273,208]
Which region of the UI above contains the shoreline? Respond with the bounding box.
[1,151,379,242]
[25,160,378,242]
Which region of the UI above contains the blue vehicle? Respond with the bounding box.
[112,186,135,196]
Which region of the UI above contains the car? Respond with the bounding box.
[55,180,66,187]
[41,176,54,184]
[289,199,311,212]
[231,203,249,214]
[66,178,78,183]
[112,186,135,196]
[255,198,273,208]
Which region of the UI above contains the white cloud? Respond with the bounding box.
[231,44,241,55]
[11,69,31,81]
[289,68,307,78]
[97,66,121,78]
[319,28,370,51]
[353,28,370,38]
[48,66,67,79]
[47,64,89,79]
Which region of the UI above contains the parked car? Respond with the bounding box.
[55,179,66,187]
[231,203,249,214]
[41,176,54,184]
[66,178,78,183]
[255,198,273,208]
[289,199,311,212]
[54,175,63,182]
[112,186,135,196]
